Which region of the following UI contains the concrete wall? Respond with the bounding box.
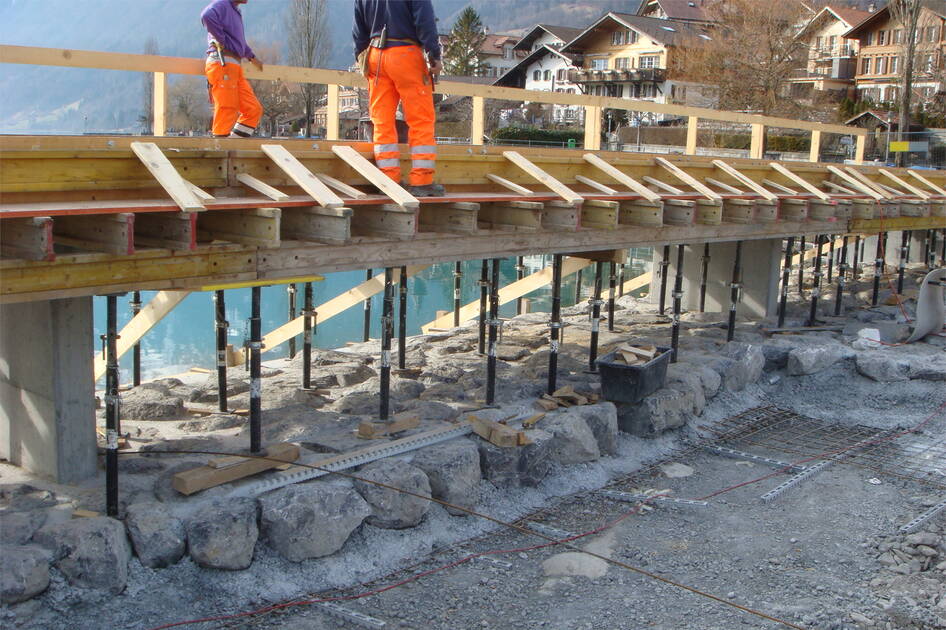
[0,297,97,483]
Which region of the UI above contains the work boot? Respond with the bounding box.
[406,183,446,197]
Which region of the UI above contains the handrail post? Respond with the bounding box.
[584,105,601,151]
[750,123,766,160]
[471,95,485,146]
[809,129,822,163]
[326,83,340,141]
[153,71,167,137]
[685,116,698,156]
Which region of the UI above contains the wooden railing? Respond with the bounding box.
[0,44,867,162]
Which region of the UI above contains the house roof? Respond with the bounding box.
[562,12,711,53]
[493,44,579,87]
[513,24,584,51]
[796,5,872,38]
[636,0,712,23]
[843,1,946,39]
[438,32,526,57]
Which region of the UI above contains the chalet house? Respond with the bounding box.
[843,1,946,106]
[788,5,872,99]
[440,32,525,79]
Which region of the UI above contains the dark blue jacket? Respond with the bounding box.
[353,0,441,61]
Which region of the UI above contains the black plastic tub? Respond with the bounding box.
[596,346,671,404]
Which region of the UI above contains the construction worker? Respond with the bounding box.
[353,0,444,197]
[200,0,263,138]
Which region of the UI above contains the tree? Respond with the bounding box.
[249,42,299,137]
[675,0,809,116]
[167,76,211,134]
[888,0,923,163]
[139,36,159,134]
[285,0,330,137]
[443,7,488,77]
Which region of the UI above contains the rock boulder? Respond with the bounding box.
[186,498,258,570]
[125,502,186,569]
[410,439,481,516]
[478,429,555,487]
[543,411,600,465]
[32,516,130,593]
[354,460,431,529]
[615,387,693,438]
[0,545,50,604]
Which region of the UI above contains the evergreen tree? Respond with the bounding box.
[443,7,488,77]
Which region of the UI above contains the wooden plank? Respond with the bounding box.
[906,170,946,196]
[642,176,683,195]
[583,105,602,151]
[332,145,419,210]
[129,142,204,212]
[1,217,54,261]
[172,442,300,495]
[54,213,134,255]
[575,175,618,195]
[762,179,799,195]
[582,153,662,203]
[579,199,619,230]
[521,413,545,429]
[350,205,418,239]
[419,202,479,234]
[357,413,420,439]
[843,167,893,199]
[471,96,485,146]
[236,173,290,201]
[93,289,191,380]
[422,256,593,332]
[685,116,698,156]
[750,123,766,160]
[502,151,583,204]
[325,84,340,141]
[261,144,344,208]
[822,180,859,196]
[878,169,929,199]
[618,199,663,227]
[197,207,281,247]
[826,165,884,200]
[854,135,866,164]
[183,179,215,201]
[705,177,743,195]
[809,129,822,163]
[315,173,368,200]
[281,205,352,244]
[486,173,533,195]
[134,211,196,250]
[602,271,651,300]
[468,415,528,448]
[769,162,830,201]
[153,72,167,137]
[542,200,581,231]
[655,156,721,201]
[478,200,544,231]
[711,160,779,201]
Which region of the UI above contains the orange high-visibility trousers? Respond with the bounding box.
[205,59,263,137]
[366,45,436,186]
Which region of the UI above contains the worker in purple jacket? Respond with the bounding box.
[200,0,263,137]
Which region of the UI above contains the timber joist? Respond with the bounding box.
[0,136,943,303]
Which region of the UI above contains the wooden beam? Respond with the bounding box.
[907,170,946,195]
[172,442,300,495]
[471,96,485,146]
[575,175,618,195]
[583,105,602,151]
[332,145,419,210]
[197,207,281,247]
[878,169,930,199]
[54,213,134,254]
[602,270,651,300]
[873,180,907,196]
[198,275,321,291]
[419,202,479,234]
[642,176,683,195]
[325,84,340,141]
[854,135,866,164]
[750,124,766,160]
[262,144,344,208]
[134,211,196,250]
[281,206,352,244]
[583,153,662,203]
[236,173,290,201]
[542,200,582,231]
[183,180,214,201]
[843,167,893,199]
[129,142,204,212]
[1,217,54,261]
[153,72,167,137]
[826,165,884,200]
[580,199,619,230]
[711,160,778,201]
[685,116,698,156]
[503,151,583,205]
[655,156,720,201]
[762,179,798,195]
[822,180,859,196]
[618,199,664,227]
[350,204,418,239]
[92,289,191,380]
[486,173,533,195]
[422,256,593,332]
[809,129,821,163]
[705,177,743,195]
[315,173,368,200]
[769,162,830,201]
[478,200,544,231]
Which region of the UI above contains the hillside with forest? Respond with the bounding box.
[0,0,637,134]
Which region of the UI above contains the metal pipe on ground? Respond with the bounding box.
[105,294,120,517]
[547,254,563,395]
[478,260,488,355]
[898,231,909,295]
[363,269,373,343]
[287,283,297,359]
[214,290,228,412]
[608,262,616,332]
[671,245,684,363]
[798,235,806,296]
[873,234,883,307]
[575,268,583,305]
[618,262,625,298]
[398,265,407,370]
[588,261,604,373]
[380,268,394,421]
[130,291,141,387]
[778,237,794,328]
[515,256,525,315]
[853,235,861,282]
[658,245,670,315]
[302,282,314,390]
[827,237,835,283]
[835,237,849,317]
[486,258,500,405]
[727,241,742,342]
[249,286,262,453]
[453,262,462,326]
[700,243,710,313]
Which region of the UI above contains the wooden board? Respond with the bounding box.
[350,205,418,239]
[315,173,368,199]
[478,200,544,231]
[769,162,830,201]
[486,173,533,195]
[197,207,281,248]
[843,167,893,200]
[236,173,290,201]
[503,151,583,205]
[711,160,778,201]
[655,157,721,201]
[129,142,204,212]
[183,179,215,201]
[826,166,884,201]
[642,176,683,195]
[54,212,134,255]
[172,442,300,495]
[134,211,197,250]
[281,205,352,244]
[878,169,929,199]
[262,144,344,208]
[575,175,618,195]
[332,145,419,210]
[357,413,420,439]
[602,271,651,300]
[419,202,479,234]
[704,177,743,195]
[1,217,54,261]
[583,153,662,203]
[468,415,529,448]
[907,170,946,196]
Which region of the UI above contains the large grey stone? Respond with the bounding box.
[188,375,250,403]
[666,363,706,416]
[720,342,764,388]
[186,498,258,570]
[909,356,946,381]
[478,429,555,488]
[564,403,619,456]
[411,439,481,516]
[0,545,50,604]
[855,353,911,382]
[125,502,186,569]
[761,343,792,371]
[354,460,431,529]
[615,387,693,438]
[543,411,600,465]
[121,381,185,420]
[400,400,459,422]
[259,483,370,562]
[0,509,47,545]
[153,460,208,503]
[32,516,130,593]
[786,345,847,376]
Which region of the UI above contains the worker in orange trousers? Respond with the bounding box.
[354,0,444,196]
[201,0,263,138]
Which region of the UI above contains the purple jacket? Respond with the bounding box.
[201,0,254,60]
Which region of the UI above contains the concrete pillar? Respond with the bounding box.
[0,297,97,483]
[655,239,782,319]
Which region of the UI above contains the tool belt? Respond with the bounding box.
[208,52,241,64]
[369,36,419,49]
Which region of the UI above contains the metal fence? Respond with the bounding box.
[858,130,946,169]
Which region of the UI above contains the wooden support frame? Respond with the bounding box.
[197,207,281,247]
[712,160,778,202]
[762,179,799,195]
[486,173,533,195]
[471,96,485,146]
[134,211,197,250]
[685,116,699,156]
[769,162,830,201]
[54,213,134,254]
[281,206,352,244]
[183,180,214,201]
[129,142,204,212]
[907,170,946,195]
[332,145,419,209]
[583,153,662,203]
[705,177,743,195]
[583,106,602,151]
[315,173,368,200]
[419,202,479,234]
[878,169,930,199]
[236,173,290,201]
[575,175,618,195]
[325,84,340,141]
[350,204,418,239]
[750,124,766,160]
[822,181,859,196]
[153,72,168,137]
[809,130,822,163]
[618,199,664,227]
[826,165,884,200]
[843,167,893,199]
[541,201,581,231]
[502,151,583,205]
[854,135,866,164]
[642,176,683,195]
[1,217,54,261]
[262,144,344,208]
[478,200,544,231]
[580,199,620,230]
[655,156,721,201]
[601,271,651,300]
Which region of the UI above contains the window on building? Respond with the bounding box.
[891,56,899,74]
[877,30,886,45]
[543,70,551,81]
[639,55,660,69]
[612,31,623,46]
[641,83,654,98]
[591,58,608,70]
[893,29,902,44]
[503,44,514,60]
[866,32,873,46]
[924,54,936,72]
[615,57,630,70]
[928,26,940,42]
[877,57,887,74]
[815,36,823,51]
[533,70,541,81]
[862,57,871,74]
[556,68,566,81]
[829,35,837,50]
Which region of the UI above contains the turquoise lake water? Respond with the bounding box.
[92,254,651,383]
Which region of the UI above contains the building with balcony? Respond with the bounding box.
[789,5,872,99]
[843,1,946,106]
[636,0,713,24]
